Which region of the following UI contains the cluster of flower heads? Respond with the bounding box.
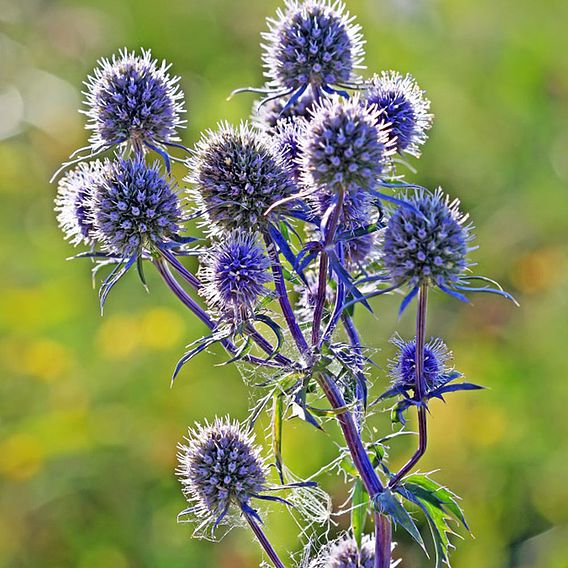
[53,1,517,567]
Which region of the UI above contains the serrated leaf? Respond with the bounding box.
[403,474,469,531]
[374,489,425,551]
[351,479,368,551]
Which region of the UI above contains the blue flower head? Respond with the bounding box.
[389,334,452,392]
[83,48,185,153]
[198,230,271,323]
[302,96,393,195]
[382,189,471,293]
[262,0,365,98]
[55,161,104,246]
[365,71,433,157]
[176,417,268,538]
[188,122,296,235]
[91,156,182,258]
[272,118,308,182]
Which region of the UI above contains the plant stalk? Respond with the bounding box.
[242,509,286,568]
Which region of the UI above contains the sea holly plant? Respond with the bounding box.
[52,1,518,567]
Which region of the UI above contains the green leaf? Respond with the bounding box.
[403,474,469,531]
[351,479,368,551]
[374,489,425,551]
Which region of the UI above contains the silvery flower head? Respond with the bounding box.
[302,96,393,195]
[188,122,296,235]
[364,71,433,157]
[91,156,182,258]
[262,0,365,98]
[198,230,271,324]
[176,417,268,538]
[55,160,104,246]
[382,188,472,293]
[309,534,399,568]
[83,48,185,152]
[389,334,452,392]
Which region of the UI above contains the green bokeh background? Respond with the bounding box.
[1,0,567,566]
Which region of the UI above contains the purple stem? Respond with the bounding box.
[389,284,429,489]
[242,508,286,568]
[316,372,383,497]
[263,233,310,357]
[312,186,345,345]
[374,513,392,568]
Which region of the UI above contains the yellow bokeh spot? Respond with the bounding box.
[22,339,73,383]
[141,307,185,350]
[96,313,142,360]
[512,247,565,295]
[0,433,44,481]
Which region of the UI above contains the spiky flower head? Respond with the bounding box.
[198,230,271,323]
[302,96,393,194]
[176,417,268,536]
[83,48,185,151]
[272,118,307,182]
[55,161,104,246]
[188,122,296,235]
[91,156,182,257]
[253,89,316,130]
[364,71,432,157]
[382,189,471,291]
[262,0,364,95]
[389,334,452,392]
[308,534,401,568]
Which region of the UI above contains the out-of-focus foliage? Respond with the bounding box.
[0,0,567,566]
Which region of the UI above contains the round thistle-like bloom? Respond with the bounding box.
[254,89,316,130]
[198,231,271,322]
[364,71,432,157]
[389,334,452,392]
[272,118,307,182]
[55,161,104,245]
[91,156,182,257]
[309,535,392,568]
[176,417,268,533]
[382,189,471,290]
[302,96,393,194]
[188,122,296,235]
[262,0,365,94]
[83,48,185,150]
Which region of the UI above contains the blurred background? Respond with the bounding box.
[1,0,567,566]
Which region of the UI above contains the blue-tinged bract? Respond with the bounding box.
[198,231,271,323]
[176,417,268,537]
[253,89,316,130]
[302,96,393,194]
[91,156,182,257]
[83,48,185,152]
[55,161,104,246]
[364,71,433,157]
[262,0,364,97]
[382,189,471,291]
[389,334,452,392]
[188,122,296,235]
